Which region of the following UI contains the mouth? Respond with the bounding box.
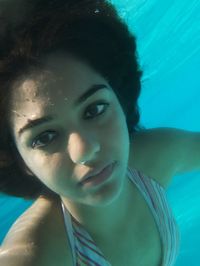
[78,161,116,188]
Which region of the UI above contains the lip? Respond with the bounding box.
[80,162,112,183]
[79,161,116,188]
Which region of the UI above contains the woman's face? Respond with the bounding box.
[8,54,130,206]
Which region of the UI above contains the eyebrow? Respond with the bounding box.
[18,84,109,137]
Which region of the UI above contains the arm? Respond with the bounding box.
[150,127,200,175]
[132,127,200,188]
[0,195,74,266]
[172,129,200,174]
[0,245,37,266]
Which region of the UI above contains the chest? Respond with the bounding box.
[39,193,163,266]
[32,171,166,266]
[99,193,163,266]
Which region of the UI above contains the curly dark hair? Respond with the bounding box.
[0,0,145,200]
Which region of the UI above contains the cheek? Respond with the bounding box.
[32,154,64,179]
[27,154,71,193]
[109,108,128,140]
[19,150,55,184]
[103,109,129,155]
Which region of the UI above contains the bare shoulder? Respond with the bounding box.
[0,245,37,266]
[129,128,179,188]
[1,194,59,248]
[1,194,73,266]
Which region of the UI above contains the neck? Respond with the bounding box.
[61,170,135,242]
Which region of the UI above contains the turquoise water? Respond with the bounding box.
[110,1,200,265]
[0,0,200,265]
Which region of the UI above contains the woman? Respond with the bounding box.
[0,0,199,265]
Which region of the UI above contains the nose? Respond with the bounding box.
[67,132,100,164]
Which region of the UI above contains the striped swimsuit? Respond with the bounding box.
[61,167,180,266]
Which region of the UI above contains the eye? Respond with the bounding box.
[31,102,110,149]
[31,131,57,149]
[84,101,110,119]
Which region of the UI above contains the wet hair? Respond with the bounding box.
[0,0,145,200]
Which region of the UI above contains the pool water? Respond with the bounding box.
[1,0,200,265]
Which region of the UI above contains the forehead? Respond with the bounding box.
[12,55,100,98]
[9,54,110,133]
[11,54,106,103]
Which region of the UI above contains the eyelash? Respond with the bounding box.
[31,101,110,149]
